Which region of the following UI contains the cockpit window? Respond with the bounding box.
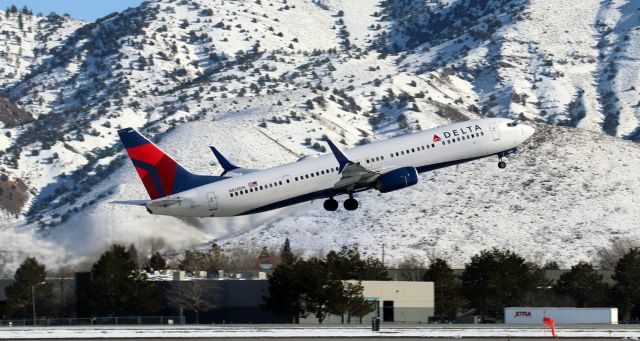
[506,120,519,127]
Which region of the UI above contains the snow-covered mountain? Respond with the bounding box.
[0,0,639,271]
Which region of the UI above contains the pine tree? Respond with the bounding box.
[263,257,306,323]
[3,257,53,318]
[280,238,295,265]
[555,261,608,307]
[325,245,388,280]
[145,252,167,272]
[127,243,140,268]
[423,258,464,319]
[612,248,640,320]
[90,244,160,316]
[258,247,271,265]
[461,249,544,321]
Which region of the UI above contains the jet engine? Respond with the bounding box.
[375,167,418,193]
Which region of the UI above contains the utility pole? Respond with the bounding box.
[381,243,385,266]
[31,285,35,326]
[31,282,46,326]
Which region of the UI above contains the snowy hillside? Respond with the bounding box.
[0,0,639,271]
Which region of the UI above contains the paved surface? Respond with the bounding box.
[0,324,636,340]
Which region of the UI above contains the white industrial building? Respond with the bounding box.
[505,307,618,324]
[300,280,434,324]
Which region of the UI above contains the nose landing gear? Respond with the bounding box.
[498,159,507,169]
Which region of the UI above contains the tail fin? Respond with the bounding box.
[117,128,226,199]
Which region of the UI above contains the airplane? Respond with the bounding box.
[113,118,535,217]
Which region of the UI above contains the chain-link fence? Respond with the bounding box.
[0,316,184,327]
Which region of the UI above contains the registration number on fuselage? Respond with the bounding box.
[229,186,246,193]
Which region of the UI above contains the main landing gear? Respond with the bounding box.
[498,159,507,169]
[323,197,339,211]
[323,195,359,211]
[344,194,359,211]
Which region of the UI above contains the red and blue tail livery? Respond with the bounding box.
[117,128,225,200]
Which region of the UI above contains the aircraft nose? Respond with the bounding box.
[521,124,535,140]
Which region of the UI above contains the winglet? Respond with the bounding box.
[326,139,351,173]
[209,146,239,176]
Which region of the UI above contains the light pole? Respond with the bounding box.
[31,282,46,326]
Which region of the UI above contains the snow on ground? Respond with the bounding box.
[0,325,638,339]
[2,0,640,271]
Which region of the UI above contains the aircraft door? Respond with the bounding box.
[489,124,500,141]
[207,192,217,210]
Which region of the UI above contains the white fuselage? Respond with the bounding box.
[147,118,534,217]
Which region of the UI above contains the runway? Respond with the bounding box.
[0,324,637,340]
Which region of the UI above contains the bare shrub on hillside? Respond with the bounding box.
[597,238,640,270]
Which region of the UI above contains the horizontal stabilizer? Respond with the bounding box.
[149,198,183,208]
[111,197,183,208]
[111,200,149,206]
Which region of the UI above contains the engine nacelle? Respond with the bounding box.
[375,167,419,193]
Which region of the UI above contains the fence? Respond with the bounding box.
[0,316,184,327]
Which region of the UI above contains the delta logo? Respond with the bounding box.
[514,311,532,318]
[433,134,441,142]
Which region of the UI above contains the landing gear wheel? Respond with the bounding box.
[498,161,507,169]
[323,198,339,211]
[344,198,359,211]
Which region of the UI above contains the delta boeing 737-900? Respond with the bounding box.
[113,118,535,217]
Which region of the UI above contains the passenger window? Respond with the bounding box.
[381,156,384,160]
[411,148,415,152]
[366,159,370,164]
[286,179,290,183]
[395,152,399,156]
[279,181,283,185]
[457,137,461,142]
[432,143,435,148]
[230,193,233,197]
[306,175,309,179]
[295,177,298,181]
[259,186,263,190]
[250,188,253,192]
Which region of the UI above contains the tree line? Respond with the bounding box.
[3,241,640,322]
[422,248,640,322]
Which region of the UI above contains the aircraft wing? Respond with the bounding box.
[326,140,397,191]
